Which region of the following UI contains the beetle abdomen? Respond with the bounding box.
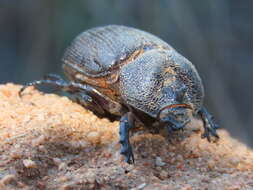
[62,25,172,77]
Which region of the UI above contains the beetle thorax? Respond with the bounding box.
[119,49,204,118]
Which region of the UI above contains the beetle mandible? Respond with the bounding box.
[20,25,219,164]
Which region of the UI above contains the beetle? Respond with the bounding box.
[20,25,219,164]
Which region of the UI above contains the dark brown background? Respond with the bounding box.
[1,0,253,146]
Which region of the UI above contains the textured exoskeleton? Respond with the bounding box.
[20,25,219,164]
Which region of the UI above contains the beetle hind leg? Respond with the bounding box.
[199,107,219,142]
[119,112,135,164]
[19,74,69,96]
[19,74,126,120]
[19,74,107,116]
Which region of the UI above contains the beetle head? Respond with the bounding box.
[157,85,192,129]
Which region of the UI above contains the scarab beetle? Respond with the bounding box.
[20,25,219,164]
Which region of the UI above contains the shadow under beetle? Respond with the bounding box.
[20,25,219,164]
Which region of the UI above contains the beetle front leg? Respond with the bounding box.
[198,107,219,142]
[119,112,135,164]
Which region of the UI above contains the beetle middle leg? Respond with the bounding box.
[119,112,135,164]
[198,107,219,142]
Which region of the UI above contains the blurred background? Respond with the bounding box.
[1,0,253,146]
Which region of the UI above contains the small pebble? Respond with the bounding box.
[0,174,16,185]
[59,184,73,190]
[159,170,168,180]
[37,181,46,189]
[10,151,22,159]
[201,176,210,183]
[86,131,100,144]
[229,158,240,167]
[59,162,67,170]
[38,145,47,152]
[176,154,184,162]
[137,183,146,189]
[42,176,50,181]
[23,159,37,168]
[155,157,166,167]
[0,182,5,190]
[32,135,46,147]
[1,88,11,97]
[86,172,96,183]
[17,181,26,188]
[53,157,62,166]
[227,185,241,190]
[207,160,216,170]
[58,176,69,183]
[130,183,147,190]
[182,184,193,190]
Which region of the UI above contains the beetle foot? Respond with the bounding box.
[199,107,219,142]
[119,113,135,164]
[119,141,134,164]
[201,119,219,142]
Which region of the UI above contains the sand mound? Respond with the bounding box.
[0,83,253,190]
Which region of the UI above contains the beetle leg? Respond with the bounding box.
[198,107,219,142]
[19,75,69,96]
[70,91,106,116]
[67,85,126,118]
[119,112,135,164]
[19,74,126,118]
[19,74,95,96]
[19,75,107,114]
[43,73,65,82]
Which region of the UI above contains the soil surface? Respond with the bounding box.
[0,83,253,190]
